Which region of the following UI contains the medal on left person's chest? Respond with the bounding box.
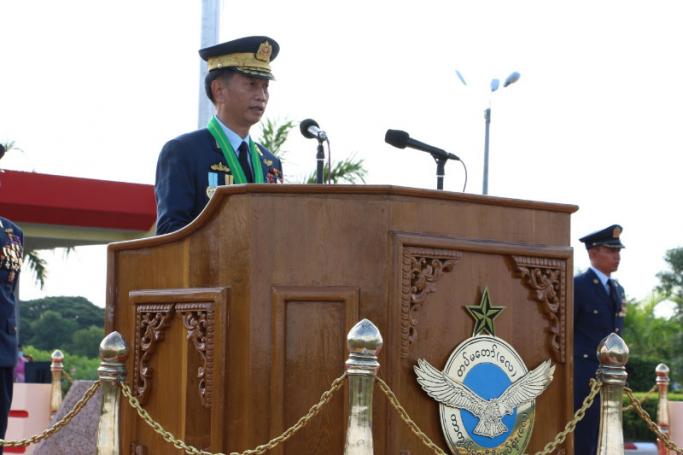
[1,228,23,283]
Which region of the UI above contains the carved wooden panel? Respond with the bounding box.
[400,247,462,358]
[176,302,215,408]
[509,255,567,363]
[130,289,227,407]
[133,303,174,405]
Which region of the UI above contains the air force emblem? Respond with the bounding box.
[414,288,555,454]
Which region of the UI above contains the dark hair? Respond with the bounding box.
[204,68,236,103]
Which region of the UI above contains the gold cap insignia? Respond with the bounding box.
[612,226,622,238]
[255,41,273,62]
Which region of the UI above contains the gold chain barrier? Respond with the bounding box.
[52,325,676,454]
[119,373,347,455]
[376,376,446,454]
[0,380,101,449]
[624,387,683,454]
[377,375,601,455]
[623,384,657,412]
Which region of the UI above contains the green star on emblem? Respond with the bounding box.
[466,287,504,336]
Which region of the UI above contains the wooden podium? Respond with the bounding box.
[106,185,577,454]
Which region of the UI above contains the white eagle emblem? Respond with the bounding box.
[414,358,555,438]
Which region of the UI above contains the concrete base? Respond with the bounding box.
[32,381,102,455]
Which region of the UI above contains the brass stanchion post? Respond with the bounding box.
[50,349,64,414]
[656,363,671,455]
[596,332,629,455]
[343,319,383,455]
[96,331,128,455]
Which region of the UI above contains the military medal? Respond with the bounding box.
[206,172,218,198]
[1,226,23,285]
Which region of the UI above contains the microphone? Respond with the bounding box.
[300,118,328,141]
[384,129,459,161]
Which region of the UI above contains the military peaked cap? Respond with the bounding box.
[199,36,279,80]
[579,224,625,249]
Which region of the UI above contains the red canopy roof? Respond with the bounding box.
[1,170,156,249]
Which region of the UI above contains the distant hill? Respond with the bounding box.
[19,296,104,357]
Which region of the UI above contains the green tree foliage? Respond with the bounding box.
[258,118,368,184]
[657,247,683,305]
[23,250,47,289]
[70,326,105,357]
[625,355,660,391]
[22,345,100,381]
[621,293,683,387]
[30,310,79,351]
[305,157,367,184]
[19,296,104,353]
[259,118,296,157]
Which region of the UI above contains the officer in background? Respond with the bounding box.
[155,36,284,235]
[573,224,626,455]
[0,214,23,452]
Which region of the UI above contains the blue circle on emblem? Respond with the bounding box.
[461,362,517,448]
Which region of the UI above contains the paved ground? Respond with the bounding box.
[624,441,658,454]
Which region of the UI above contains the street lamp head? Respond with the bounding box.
[503,71,521,87]
[490,78,500,92]
[455,69,468,86]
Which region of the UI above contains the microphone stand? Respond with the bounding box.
[434,155,447,190]
[316,140,325,184]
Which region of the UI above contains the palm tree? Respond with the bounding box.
[259,118,296,158]
[305,157,366,184]
[258,118,367,184]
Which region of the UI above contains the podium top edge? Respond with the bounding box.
[108,184,578,251]
[211,184,578,212]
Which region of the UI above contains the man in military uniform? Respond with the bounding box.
[0,215,23,452]
[155,35,284,235]
[573,224,626,455]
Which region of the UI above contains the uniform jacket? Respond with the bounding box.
[573,268,626,454]
[574,268,626,364]
[155,128,283,235]
[0,217,22,368]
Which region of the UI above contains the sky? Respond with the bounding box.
[1,1,682,315]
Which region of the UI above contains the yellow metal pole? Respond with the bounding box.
[49,349,64,415]
[596,332,629,455]
[656,363,671,455]
[343,319,383,455]
[96,331,128,455]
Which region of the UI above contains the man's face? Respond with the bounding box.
[589,246,621,275]
[213,73,269,135]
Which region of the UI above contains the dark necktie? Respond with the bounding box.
[238,141,254,183]
[607,279,619,308]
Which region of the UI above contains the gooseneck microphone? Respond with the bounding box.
[384,129,459,161]
[385,129,465,191]
[300,118,328,142]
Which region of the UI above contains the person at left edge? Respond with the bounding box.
[0,214,23,453]
[155,35,284,235]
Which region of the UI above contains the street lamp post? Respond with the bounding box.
[482,71,520,195]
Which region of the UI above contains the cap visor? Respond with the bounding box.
[234,67,275,80]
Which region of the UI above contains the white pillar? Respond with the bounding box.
[198,0,220,128]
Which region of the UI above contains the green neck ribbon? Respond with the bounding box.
[207,116,264,184]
